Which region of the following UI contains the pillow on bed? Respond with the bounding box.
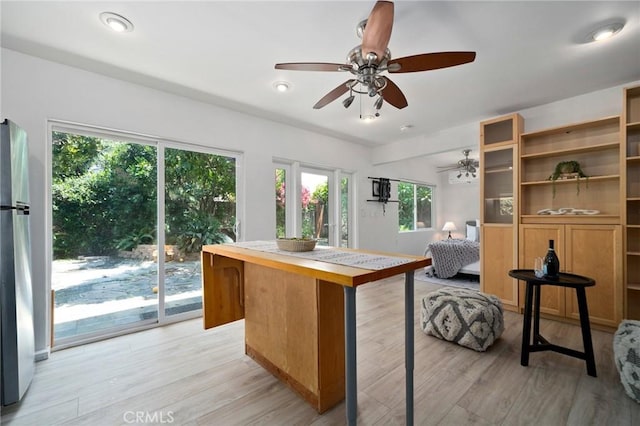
[466,224,480,242]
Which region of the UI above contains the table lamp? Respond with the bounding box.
[442,221,457,239]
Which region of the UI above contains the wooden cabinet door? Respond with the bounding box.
[202,252,245,329]
[481,224,518,309]
[565,225,623,327]
[519,224,565,316]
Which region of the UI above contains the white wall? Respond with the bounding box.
[436,172,480,241]
[371,120,479,165]
[1,48,375,355]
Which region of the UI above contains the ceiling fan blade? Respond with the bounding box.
[381,76,408,109]
[313,79,356,109]
[275,62,351,72]
[437,167,459,173]
[361,1,394,64]
[388,51,476,73]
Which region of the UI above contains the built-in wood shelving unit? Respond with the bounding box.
[624,85,640,320]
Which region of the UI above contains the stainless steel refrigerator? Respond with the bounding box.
[0,119,35,406]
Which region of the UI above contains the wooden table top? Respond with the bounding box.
[203,243,431,288]
[508,269,595,288]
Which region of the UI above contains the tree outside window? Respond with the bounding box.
[275,168,286,238]
[398,182,433,231]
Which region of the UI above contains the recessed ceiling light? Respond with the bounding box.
[587,22,624,42]
[100,12,134,33]
[273,81,290,92]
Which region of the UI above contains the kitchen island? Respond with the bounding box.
[201,242,430,425]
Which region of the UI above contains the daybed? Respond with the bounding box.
[425,220,480,278]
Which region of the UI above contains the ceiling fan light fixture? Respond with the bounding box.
[360,114,375,122]
[449,149,479,180]
[587,21,624,42]
[342,94,355,108]
[99,12,134,33]
[374,96,384,110]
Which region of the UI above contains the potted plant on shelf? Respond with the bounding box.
[548,160,588,198]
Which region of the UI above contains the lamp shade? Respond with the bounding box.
[442,221,457,232]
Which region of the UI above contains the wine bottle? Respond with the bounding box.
[543,239,560,280]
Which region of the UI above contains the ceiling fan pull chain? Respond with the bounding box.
[359,84,363,119]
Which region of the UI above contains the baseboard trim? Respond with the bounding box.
[35,347,50,361]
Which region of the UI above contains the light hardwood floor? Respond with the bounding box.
[2,277,639,425]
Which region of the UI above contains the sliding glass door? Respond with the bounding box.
[51,125,238,346]
[163,147,236,318]
[51,131,159,341]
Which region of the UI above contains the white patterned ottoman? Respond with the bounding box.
[614,320,640,403]
[421,288,504,352]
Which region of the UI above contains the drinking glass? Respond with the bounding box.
[534,257,544,278]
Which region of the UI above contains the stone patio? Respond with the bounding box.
[52,256,202,342]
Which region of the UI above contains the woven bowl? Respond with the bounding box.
[276,238,317,252]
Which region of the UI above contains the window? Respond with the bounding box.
[398,182,433,231]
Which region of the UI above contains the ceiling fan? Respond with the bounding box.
[274,0,476,116]
[438,149,479,178]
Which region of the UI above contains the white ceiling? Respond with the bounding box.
[1,1,639,153]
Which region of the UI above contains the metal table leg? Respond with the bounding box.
[344,286,357,425]
[405,270,415,426]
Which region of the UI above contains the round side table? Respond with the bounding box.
[508,269,596,377]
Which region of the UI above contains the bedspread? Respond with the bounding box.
[427,239,480,279]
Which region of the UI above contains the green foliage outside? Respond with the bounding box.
[275,171,331,242]
[340,177,349,246]
[275,168,286,238]
[115,227,155,251]
[164,147,236,252]
[398,182,433,231]
[52,132,236,258]
[302,181,328,240]
[173,213,228,254]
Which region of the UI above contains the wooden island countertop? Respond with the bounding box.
[201,242,430,424]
